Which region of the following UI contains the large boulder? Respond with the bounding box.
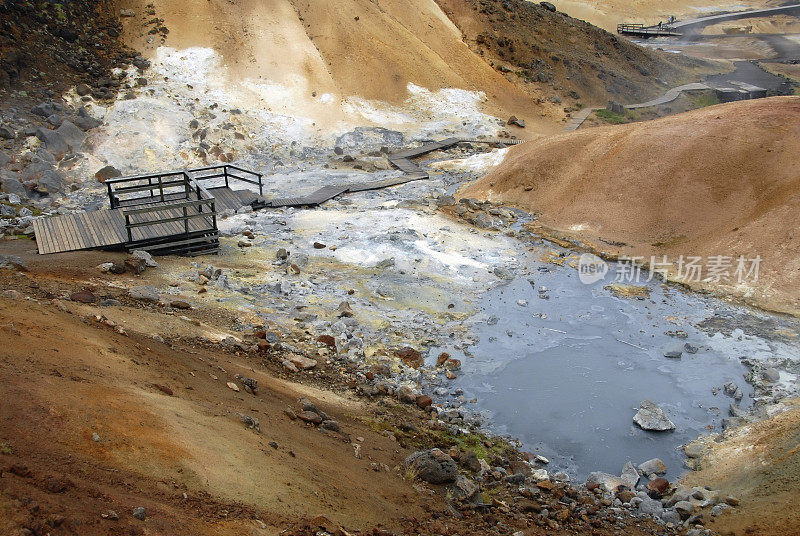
[404,448,458,484]
[95,165,121,182]
[1,172,25,196]
[73,107,102,131]
[56,120,86,152]
[633,400,675,431]
[35,128,68,160]
[35,169,64,194]
[128,285,160,302]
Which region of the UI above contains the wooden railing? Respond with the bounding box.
[188,164,264,196]
[105,172,217,243]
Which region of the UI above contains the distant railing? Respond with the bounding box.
[188,164,263,196]
[617,23,645,33]
[104,171,217,243]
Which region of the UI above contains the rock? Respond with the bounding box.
[586,472,626,492]
[313,241,326,249]
[289,354,317,370]
[132,250,158,268]
[647,477,670,497]
[673,500,695,519]
[132,507,146,521]
[396,385,417,404]
[316,334,336,348]
[0,151,11,167]
[633,400,675,431]
[73,108,102,130]
[415,394,432,409]
[540,1,557,12]
[75,83,91,96]
[395,346,423,369]
[125,257,147,274]
[56,121,86,152]
[712,503,731,517]
[337,301,354,317]
[663,343,683,359]
[35,128,68,160]
[171,300,191,310]
[638,458,667,475]
[120,8,136,16]
[298,410,323,425]
[507,115,526,128]
[621,461,639,489]
[92,432,101,442]
[282,359,298,372]
[683,442,706,459]
[226,382,239,392]
[763,367,780,382]
[0,255,27,271]
[321,419,340,432]
[70,290,96,303]
[102,510,119,520]
[31,102,57,118]
[659,509,682,525]
[725,495,740,506]
[95,165,122,182]
[128,285,159,302]
[404,449,458,484]
[1,173,25,196]
[452,475,480,502]
[0,125,15,139]
[36,169,64,194]
[638,497,664,516]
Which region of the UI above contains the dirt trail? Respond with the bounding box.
[462,96,800,314]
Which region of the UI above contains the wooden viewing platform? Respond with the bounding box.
[32,165,263,256]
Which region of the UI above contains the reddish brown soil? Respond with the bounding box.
[0,239,679,536]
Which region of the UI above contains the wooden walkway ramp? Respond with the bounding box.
[257,137,522,209]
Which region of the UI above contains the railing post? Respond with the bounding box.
[158,175,164,203]
[211,202,217,230]
[224,166,229,188]
[258,173,263,196]
[183,206,189,234]
[125,214,132,243]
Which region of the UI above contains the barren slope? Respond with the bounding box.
[462,96,800,313]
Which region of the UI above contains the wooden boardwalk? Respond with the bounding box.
[33,139,525,256]
[257,137,523,209]
[32,186,255,254]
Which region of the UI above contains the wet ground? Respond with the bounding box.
[445,251,800,480]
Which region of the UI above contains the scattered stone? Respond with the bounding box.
[663,343,683,359]
[396,385,417,404]
[725,495,740,506]
[633,400,675,431]
[647,477,670,496]
[35,128,68,160]
[120,8,136,17]
[637,497,664,516]
[621,461,639,489]
[316,334,336,348]
[298,410,323,425]
[395,346,423,369]
[313,241,326,249]
[227,382,239,392]
[171,300,191,310]
[404,449,458,484]
[416,394,432,409]
[128,285,159,302]
[586,472,626,492]
[507,115,526,128]
[132,507,146,521]
[95,165,122,183]
[638,458,667,475]
[321,420,340,432]
[452,474,480,502]
[337,301,354,317]
[674,500,695,519]
[132,250,158,268]
[540,1,557,12]
[70,290,96,303]
[125,256,147,274]
[92,432,101,442]
[101,510,119,520]
[763,367,780,383]
[0,255,27,271]
[684,442,706,459]
[289,354,317,370]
